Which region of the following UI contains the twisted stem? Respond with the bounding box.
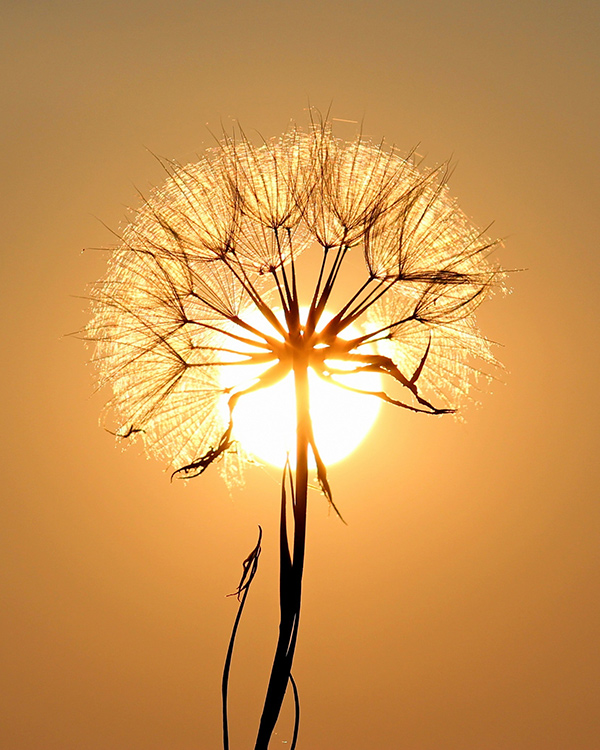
[222,527,262,750]
[254,356,310,749]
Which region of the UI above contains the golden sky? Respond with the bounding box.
[1,1,599,748]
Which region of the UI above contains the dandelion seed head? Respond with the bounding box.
[86,118,503,479]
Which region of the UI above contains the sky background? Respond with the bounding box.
[1,1,599,748]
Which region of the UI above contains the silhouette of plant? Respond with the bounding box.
[85,116,503,749]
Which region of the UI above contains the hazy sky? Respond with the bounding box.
[1,1,599,748]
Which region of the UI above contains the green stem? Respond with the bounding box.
[254,359,310,750]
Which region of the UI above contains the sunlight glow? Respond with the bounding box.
[220,312,382,468]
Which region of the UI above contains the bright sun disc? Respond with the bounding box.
[220,311,381,468]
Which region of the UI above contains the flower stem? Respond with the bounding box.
[254,359,310,750]
[222,527,262,750]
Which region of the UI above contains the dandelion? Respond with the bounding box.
[85,117,502,749]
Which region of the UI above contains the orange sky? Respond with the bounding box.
[1,1,599,748]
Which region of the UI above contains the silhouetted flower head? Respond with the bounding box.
[86,120,502,482]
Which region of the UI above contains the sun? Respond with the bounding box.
[219,310,382,468]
